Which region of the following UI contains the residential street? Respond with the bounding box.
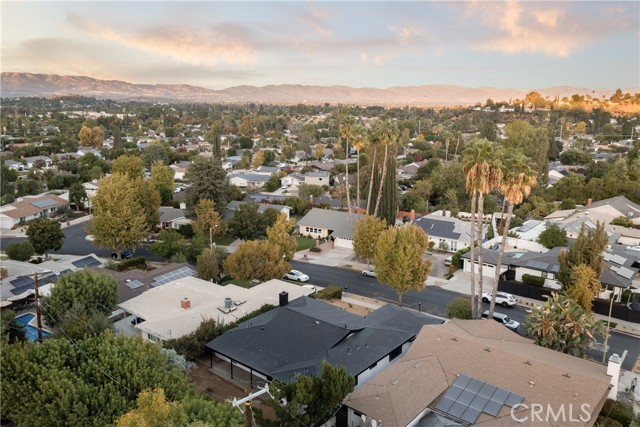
[2,224,638,371]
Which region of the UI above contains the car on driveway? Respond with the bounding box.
[284,270,309,282]
[482,291,516,307]
[482,310,520,332]
[361,267,377,277]
[111,250,134,260]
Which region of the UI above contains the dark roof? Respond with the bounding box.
[206,296,441,382]
[413,217,460,240]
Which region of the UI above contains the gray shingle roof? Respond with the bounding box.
[297,208,363,239]
[159,207,187,223]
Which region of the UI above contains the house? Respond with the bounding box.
[255,166,279,174]
[414,213,483,253]
[333,173,355,189]
[292,150,308,163]
[206,295,442,388]
[4,159,24,171]
[460,250,517,278]
[81,181,100,208]
[224,201,291,222]
[398,160,426,179]
[170,161,191,180]
[1,254,103,304]
[310,162,334,172]
[116,278,313,342]
[228,172,271,188]
[303,171,329,186]
[297,208,363,248]
[342,319,612,427]
[24,155,53,170]
[0,194,69,230]
[76,147,102,158]
[159,207,191,229]
[280,172,305,187]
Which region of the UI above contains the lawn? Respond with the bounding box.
[212,234,237,246]
[220,278,257,289]
[296,237,315,251]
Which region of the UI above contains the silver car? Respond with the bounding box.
[361,267,377,277]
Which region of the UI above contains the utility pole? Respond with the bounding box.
[33,272,43,343]
[244,401,253,427]
[602,288,614,364]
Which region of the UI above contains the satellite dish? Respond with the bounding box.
[361,414,367,423]
[371,421,378,427]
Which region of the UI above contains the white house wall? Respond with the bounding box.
[514,267,560,288]
[334,237,353,249]
[463,259,500,278]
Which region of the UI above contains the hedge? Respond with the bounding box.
[522,274,545,287]
[107,256,147,272]
[600,399,634,427]
[314,286,342,300]
[596,415,623,427]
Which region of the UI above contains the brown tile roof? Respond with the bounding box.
[345,319,611,427]
[0,195,68,219]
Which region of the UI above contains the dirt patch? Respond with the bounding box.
[324,299,377,316]
[188,360,276,421]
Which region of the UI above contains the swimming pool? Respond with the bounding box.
[14,313,51,342]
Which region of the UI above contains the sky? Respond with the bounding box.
[2,1,639,90]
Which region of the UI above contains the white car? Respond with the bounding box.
[284,270,309,282]
[626,246,640,253]
[361,267,377,277]
[482,292,516,307]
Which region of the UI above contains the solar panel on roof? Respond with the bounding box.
[126,280,144,290]
[30,198,58,209]
[610,255,627,266]
[505,393,525,407]
[603,253,613,261]
[10,276,33,287]
[152,266,195,287]
[617,267,635,280]
[551,264,560,273]
[72,256,102,268]
[538,262,550,270]
[11,284,34,295]
[461,407,482,424]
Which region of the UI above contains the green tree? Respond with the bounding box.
[223,240,290,281]
[537,224,568,249]
[228,202,277,240]
[339,115,355,213]
[610,216,633,228]
[266,213,297,261]
[373,224,432,306]
[111,154,144,179]
[298,184,325,201]
[447,297,473,320]
[0,331,193,427]
[151,229,185,260]
[185,157,229,216]
[263,362,355,427]
[1,310,26,344]
[523,293,606,357]
[463,138,503,318]
[504,121,550,185]
[51,301,111,341]
[566,264,601,312]
[557,222,608,290]
[90,173,148,256]
[26,218,64,258]
[69,182,87,211]
[479,119,497,141]
[372,119,399,217]
[151,160,175,206]
[353,215,387,266]
[41,269,118,327]
[142,143,170,168]
[5,241,35,261]
[116,389,187,427]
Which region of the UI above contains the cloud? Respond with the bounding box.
[68,13,257,67]
[296,6,333,37]
[456,0,637,57]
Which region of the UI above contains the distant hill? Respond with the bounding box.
[1,72,637,106]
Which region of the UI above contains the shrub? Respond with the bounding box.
[107,256,147,272]
[447,297,472,319]
[522,274,545,287]
[314,286,342,300]
[309,246,322,252]
[596,415,623,427]
[600,399,633,427]
[6,241,35,261]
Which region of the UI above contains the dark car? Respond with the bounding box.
[111,250,134,260]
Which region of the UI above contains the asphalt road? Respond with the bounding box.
[3,225,638,371]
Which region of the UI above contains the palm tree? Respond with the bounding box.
[339,115,355,215]
[463,138,503,318]
[372,119,399,218]
[489,151,536,317]
[365,129,378,214]
[352,124,367,213]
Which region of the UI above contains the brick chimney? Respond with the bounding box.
[587,198,593,208]
[180,297,191,310]
[0,267,7,279]
[410,209,416,223]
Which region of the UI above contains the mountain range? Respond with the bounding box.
[1,72,637,106]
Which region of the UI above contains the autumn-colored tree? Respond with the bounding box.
[192,199,224,247]
[151,159,175,205]
[116,389,187,427]
[111,154,144,179]
[373,224,431,306]
[133,177,161,231]
[267,213,297,261]
[566,264,601,312]
[90,173,147,256]
[223,240,290,282]
[557,222,608,290]
[251,151,265,168]
[353,215,386,266]
[78,125,105,148]
[197,248,225,282]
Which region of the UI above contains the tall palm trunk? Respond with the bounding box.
[476,192,485,316]
[356,151,361,213]
[490,201,513,317]
[345,137,351,215]
[366,145,377,213]
[498,198,507,235]
[373,145,388,217]
[469,191,478,319]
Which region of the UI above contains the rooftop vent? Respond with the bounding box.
[180,298,191,310]
[224,297,233,309]
[279,291,288,307]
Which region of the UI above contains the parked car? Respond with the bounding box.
[111,250,134,260]
[284,270,309,282]
[361,267,377,277]
[482,291,516,307]
[444,256,453,266]
[626,245,640,253]
[482,310,520,331]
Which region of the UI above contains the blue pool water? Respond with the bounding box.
[14,313,51,342]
